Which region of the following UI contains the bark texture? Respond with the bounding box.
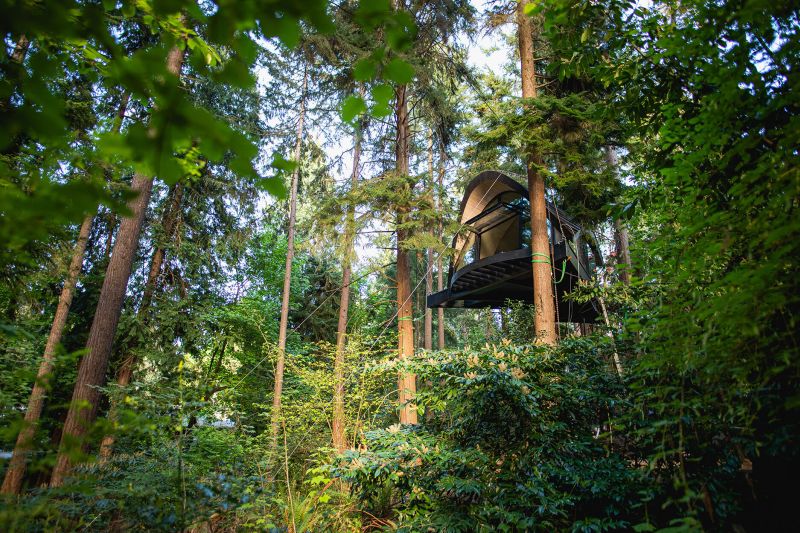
[437,148,446,350]
[99,182,184,460]
[50,173,154,487]
[518,0,557,345]
[606,147,632,285]
[272,66,308,447]
[614,219,632,284]
[332,123,362,452]
[395,84,417,424]
[50,46,184,487]
[423,133,434,351]
[1,215,92,494]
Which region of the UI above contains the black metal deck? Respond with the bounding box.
[427,244,598,322]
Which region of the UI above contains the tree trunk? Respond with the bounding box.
[50,47,184,487]
[614,219,632,284]
[437,146,446,350]
[395,83,417,424]
[98,182,184,460]
[272,65,308,449]
[332,120,362,452]
[606,147,632,285]
[423,132,434,351]
[103,213,116,261]
[518,0,557,345]
[2,89,131,494]
[50,173,154,487]
[1,215,92,495]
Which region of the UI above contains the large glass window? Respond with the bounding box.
[453,191,531,272]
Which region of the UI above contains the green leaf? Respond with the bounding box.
[371,83,393,117]
[386,12,416,51]
[371,83,393,104]
[340,95,367,123]
[383,58,414,84]
[353,58,377,81]
[271,152,297,173]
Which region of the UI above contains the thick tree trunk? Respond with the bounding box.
[272,66,308,448]
[518,0,557,345]
[1,215,92,495]
[395,84,417,424]
[437,147,445,350]
[614,219,632,285]
[99,182,184,460]
[606,147,632,285]
[50,47,184,487]
[332,122,362,452]
[2,90,131,494]
[423,133,433,351]
[50,173,154,487]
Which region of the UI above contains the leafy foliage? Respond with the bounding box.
[332,341,638,531]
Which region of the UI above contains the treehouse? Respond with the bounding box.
[427,171,601,323]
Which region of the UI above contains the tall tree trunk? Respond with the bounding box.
[395,83,417,424]
[50,47,184,487]
[605,147,632,284]
[50,173,153,487]
[103,212,117,262]
[332,120,362,452]
[1,215,92,495]
[98,182,184,460]
[2,90,131,494]
[614,219,632,285]
[272,66,308,448]
[518,0,557,345]
[437,146,446,350]
[423,132,433,351]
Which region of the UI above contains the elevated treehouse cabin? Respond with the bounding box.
[427,171,600,323]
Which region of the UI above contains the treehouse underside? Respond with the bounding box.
[427,246,599,323]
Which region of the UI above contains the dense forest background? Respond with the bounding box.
[0,0,798,531]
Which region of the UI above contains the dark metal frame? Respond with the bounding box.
[427,171,601,322]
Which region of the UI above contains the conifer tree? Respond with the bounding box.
[272,63,308,449]
[517,0,557,344]
[50,45,185,487]
[437,147,446,350]
[394,75,417,424]
[1,217,91,494]
[1,82,133,493]
[332,111,363,452]
[98,181,184,460]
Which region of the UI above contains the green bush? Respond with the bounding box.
[332,340,640,532]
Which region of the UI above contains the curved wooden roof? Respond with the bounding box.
[427,170,599,321]
[460,170,580,233]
